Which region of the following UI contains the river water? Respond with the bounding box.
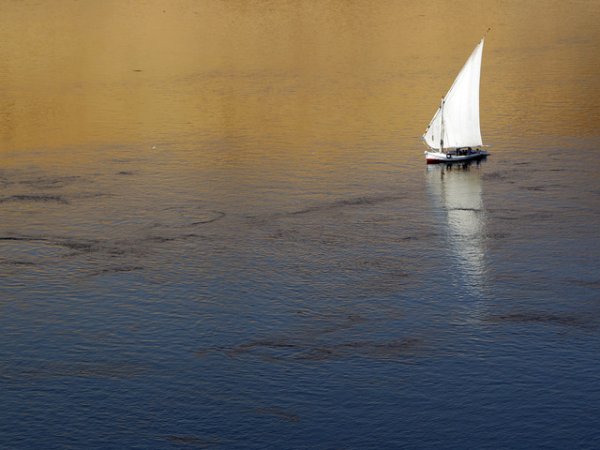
[1,1,600,449]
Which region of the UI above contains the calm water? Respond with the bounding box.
[1,1,600,449]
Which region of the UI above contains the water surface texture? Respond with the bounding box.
[1,1,600,449]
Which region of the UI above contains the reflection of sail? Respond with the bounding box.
[426,162,486,292]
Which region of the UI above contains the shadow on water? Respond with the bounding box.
[0,194,69,204]
[564,278,600,289]
[483,312,596,329]
[163,435,223,448]
[0,361,146,381]
[153,206,226,227]
[196,336,423,363]
[0,171,83,189]
[253,406,300,423]
[18,175,83,189]
[215,337,422,362]
[0,167,232,276]
[0,260,36,266]
[245,194,407,227]
[88,265,144,275]
[0,232,198,275]
[196,305,423,363]
[190,211,226,225]
[286,194,405,217]
[1,234,168,256]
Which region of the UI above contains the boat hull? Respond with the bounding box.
[425,149,489,164]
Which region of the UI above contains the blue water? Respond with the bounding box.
[2,1,600,447]
[2,135,599,449]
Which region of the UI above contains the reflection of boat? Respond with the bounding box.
[423,37,489,164]
[426,161,487,291]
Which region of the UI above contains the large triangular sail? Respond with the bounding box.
[423,39,484,150]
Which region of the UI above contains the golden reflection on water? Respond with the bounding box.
[1,0,599,162]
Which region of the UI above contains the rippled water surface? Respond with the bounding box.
[1,1,600,449]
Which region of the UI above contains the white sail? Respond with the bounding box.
[423,39,484,150]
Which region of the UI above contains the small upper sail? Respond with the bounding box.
[423,39,484,150]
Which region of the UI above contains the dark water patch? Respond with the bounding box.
[447,207,482,212]
[71,192,113,199]
[266,226,352,247]
[174,233,205,241]
[352,273,413,297]
[190,210,226,225]
[485,232,510,239]
[151,208,226,228]
[0,235,49,242]
[163,435,221,448]
[484,313,592,328]
[141,235,178,244]
[0,174,12,188]
[488,208,556,222]
[200,337,421,363]
[18,175,81,189]
[482,172,508,181]
[293,309,365,322]
[60,235,175,256]
[0,235,75,261]
[1,232,193,263]
[346,257,389,271]
[254,406,300,422]
[521,183,564,192]
[520,210,556,220]
[341,256,413,275]
[322,338,421,360]
[287,195,403,216]
[0,260,36,266]
[315,230,353,246]
[89,265,144,276]
[387,231,437,243]
[268,228,299,241]
[0,361,145,381]
[2,232,200,264]
[396,235,419,241]
[267,225,354,247]
[521,185,546,191]
[564,278,600,289]
[487,210,520,221]
[58,238,102,253]
[227,339,299,356]
[295,311,367,335]
[0,194,69,204]
[111,157,146,163]
[56,238,131,257]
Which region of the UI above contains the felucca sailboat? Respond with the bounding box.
[423,37,489,163]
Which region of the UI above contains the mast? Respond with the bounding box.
[440,98,445,152]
